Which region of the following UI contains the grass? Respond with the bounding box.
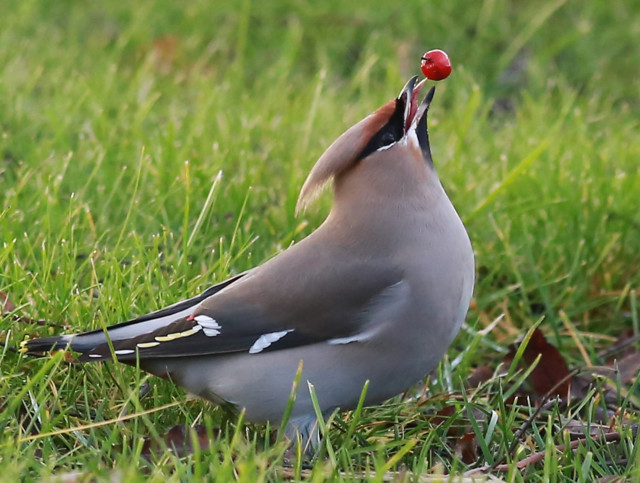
[1,0,640,480]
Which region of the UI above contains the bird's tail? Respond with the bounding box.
[19,299,202,360]
[19,300,200,359]
[20,335,74,354]
[19,270,249,360]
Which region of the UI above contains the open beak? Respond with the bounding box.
[397,76,427,133]
[398,76,436,163]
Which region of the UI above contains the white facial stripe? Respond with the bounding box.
[249,330,294,354]
[376,142,396,152]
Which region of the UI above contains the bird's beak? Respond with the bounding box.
[398,76,436,164]
[398,75,424,133]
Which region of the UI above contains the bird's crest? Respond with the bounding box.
[295,100,396,214]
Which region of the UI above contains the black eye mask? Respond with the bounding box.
[357,98,405,160]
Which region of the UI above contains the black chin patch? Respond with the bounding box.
[416,86,435,165]
[358,98,405,160]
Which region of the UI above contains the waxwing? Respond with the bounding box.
[22,76,475,451]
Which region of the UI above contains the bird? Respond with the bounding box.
[21,75,475,452]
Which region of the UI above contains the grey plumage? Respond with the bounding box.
[22,76,474,450]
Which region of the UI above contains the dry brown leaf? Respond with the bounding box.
[454,433,478,464]
[561,418,611,439]
[0,291,16,313]
[614,352,640,384]
[602,329,640,361]
[506,328,571,398]
[140,424,215,460]
[466,366,493,388]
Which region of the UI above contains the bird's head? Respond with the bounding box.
[296,76,437,214]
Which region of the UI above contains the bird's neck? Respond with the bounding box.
[324,171,455,250]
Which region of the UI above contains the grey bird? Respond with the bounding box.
[22,76,475,449]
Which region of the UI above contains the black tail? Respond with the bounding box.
[19,270,250,360]
[20,335,72,355]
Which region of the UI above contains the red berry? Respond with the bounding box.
[420,49,452,81]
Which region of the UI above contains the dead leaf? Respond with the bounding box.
[0,291,16,313]
[561,417,611,439]
[602,329,640,361]
[428,405,458,429]
[140,424,215,460]
[614,352,640,384]
[426,405,465,437]
[595,477,625,483]
[507,328,571,398]
[454,433,477,464]
[466,366,493,388]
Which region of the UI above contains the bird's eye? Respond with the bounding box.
[358,98,406,160]
[379,131,396,147]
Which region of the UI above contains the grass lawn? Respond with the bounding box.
[1,0,639,480]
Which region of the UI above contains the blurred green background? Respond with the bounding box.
[1,0,640,477]
[2,0,638,335]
